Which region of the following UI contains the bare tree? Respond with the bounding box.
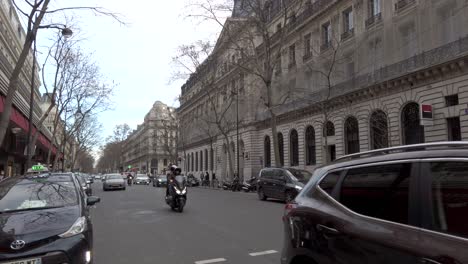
[96,124,131,173]
[50,48,114,171]
[71,115,102,171]
[0,0,124,149]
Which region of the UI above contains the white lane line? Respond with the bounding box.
[249,250,278,256]
[194,258,227,264]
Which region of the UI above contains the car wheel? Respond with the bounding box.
[103,187,107,191]
[123,187,126,190]
[258,188,267,201]
[285,191,294,203]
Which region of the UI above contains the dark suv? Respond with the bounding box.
[281,142,468,264]
[257,167,312,202]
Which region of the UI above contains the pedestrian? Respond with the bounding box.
[205,171,210,186]
[211,172,216,188]
[0,170,4,181]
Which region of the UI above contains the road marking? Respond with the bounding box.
[194,258,227,264]
[249,250,278,256]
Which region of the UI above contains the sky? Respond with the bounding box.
[33,0,225,142]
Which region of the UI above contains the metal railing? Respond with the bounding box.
[365,12,382,29]
[395,0,416,12]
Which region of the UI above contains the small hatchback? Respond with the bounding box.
[257,167,312,203]
[281,142,468,264]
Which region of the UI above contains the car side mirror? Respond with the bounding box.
[87,196,100,206]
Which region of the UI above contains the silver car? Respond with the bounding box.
[135,174,150,185]
[103,174,126,191]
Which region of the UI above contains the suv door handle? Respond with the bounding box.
[420,258,442,264]
[316,224,340,236]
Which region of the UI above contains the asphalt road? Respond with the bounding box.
[90,181,286,264]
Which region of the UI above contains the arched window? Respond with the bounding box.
[324,121,335,137]
[200,150,203,171]
[191,153,194,171]
[370,110,389,149]
[290,129,299,166]
[204,149,208,171]
[402,102,425,145]
[305,126,316,165]
[345,116,360,154]
[264,136,271,167]
[210,148,214,171]
[278,132,284,167]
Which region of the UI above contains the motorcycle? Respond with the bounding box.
[242,176,258,192]
[222,177,241,191]
[165,175,187,213]
[127,176,133,186]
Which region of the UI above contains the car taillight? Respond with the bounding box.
[283,202,298,221]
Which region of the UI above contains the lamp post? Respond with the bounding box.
[25,26,73,171]
[236,83,240,182]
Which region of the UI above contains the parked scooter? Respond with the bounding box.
[242,176,258,192]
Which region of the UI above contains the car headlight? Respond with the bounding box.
[59,216,86,238]
[158,179,162,182]
[294,185,303,191]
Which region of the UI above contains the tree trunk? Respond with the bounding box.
[27,102,55,167]
[223,134,234,181]
[0,0,51,146]
[270,112,280,167]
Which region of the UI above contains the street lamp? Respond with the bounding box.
[26,27,73,171]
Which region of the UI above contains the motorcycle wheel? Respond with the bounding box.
[177,205,184,213]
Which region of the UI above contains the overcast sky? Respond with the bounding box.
[33,0,224,142]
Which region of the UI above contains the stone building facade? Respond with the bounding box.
[122,101,177,174]
[178,0,468,181]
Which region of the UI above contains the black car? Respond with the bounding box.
[0,173,100,264]
[281,142,468,264]
[75,173,92,196]
[257,167,312,202]
[153,176,168,187]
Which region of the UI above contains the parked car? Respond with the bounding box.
[281,142,468,264]
[257,167,311,203]
[0,173,100,263]
[135,174,150,185]
[75,173,93,196]
[153,175,168,187]
[102,174,126,191]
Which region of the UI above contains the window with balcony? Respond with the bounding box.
[303,33,312,61]
[321,22,332,52]
[288,43,296,68]
[395,0,416,13]
[366,0,382,28]
[342,8,354,41]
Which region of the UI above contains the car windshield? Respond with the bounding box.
[0,178,78,213]
[107,175,122,180]
[137,175,148,179]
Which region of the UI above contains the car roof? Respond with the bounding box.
[318,142,468,172]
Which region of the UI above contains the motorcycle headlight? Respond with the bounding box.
[294,185,303,191]
[181,187,187,194]
[59,216,86,238]
[174,187,182,195]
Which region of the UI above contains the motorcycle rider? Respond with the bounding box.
[166,164,181,197]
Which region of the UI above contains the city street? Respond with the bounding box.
[91,181,285,264]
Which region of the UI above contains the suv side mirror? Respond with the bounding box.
[87,196,101,206]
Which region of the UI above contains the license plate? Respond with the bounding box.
[1,258,42,264]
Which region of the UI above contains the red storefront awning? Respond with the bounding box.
[0,96,57,155]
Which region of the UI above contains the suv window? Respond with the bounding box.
[340,163,412,225]
[318,171,341,195]
[261,169,273,179]
[428,161,468,239]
